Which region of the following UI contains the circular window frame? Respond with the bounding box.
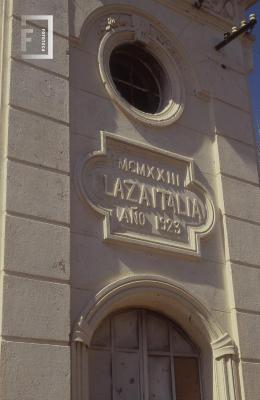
[98,29,185,127]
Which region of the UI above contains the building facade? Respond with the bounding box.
[0,0,259,399]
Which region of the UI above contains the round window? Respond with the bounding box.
[109,43,164,114]
[98,28,185,126]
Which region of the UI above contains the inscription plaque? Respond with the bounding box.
[76,132,215,256]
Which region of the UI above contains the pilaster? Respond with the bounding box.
[213,111,260,399]
[0,1,71,399]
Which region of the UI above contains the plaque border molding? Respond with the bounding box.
[75,131,216,257]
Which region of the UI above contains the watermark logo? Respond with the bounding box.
[21,15,53,60]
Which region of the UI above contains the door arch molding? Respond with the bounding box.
[72,274,241,400]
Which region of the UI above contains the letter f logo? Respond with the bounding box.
[21,16,33,53]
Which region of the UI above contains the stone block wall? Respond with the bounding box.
[0,0,70,399]
[0,0,259,399]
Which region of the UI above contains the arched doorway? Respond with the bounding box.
[88,308,202,399]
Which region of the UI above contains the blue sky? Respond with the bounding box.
[248,2,260,139]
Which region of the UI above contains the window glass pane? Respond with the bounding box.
[146,312,169,351]
[174,357,201,400]
[114,310,139,349]
[114,352,141,400]
[172,328,196,355]
[89,350,112,400]
[148,356,172,400]
[109,43,162,113]
[91,318,110,347]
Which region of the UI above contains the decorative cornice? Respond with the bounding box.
[199,0,237,21]
[241,0,258,9]
[155,0,241,28]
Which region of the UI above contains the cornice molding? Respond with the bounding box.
[154,0,254,28]
[242,0,257,9]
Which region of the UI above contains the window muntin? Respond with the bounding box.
[89,309,202,400]
[109,43,164,114]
